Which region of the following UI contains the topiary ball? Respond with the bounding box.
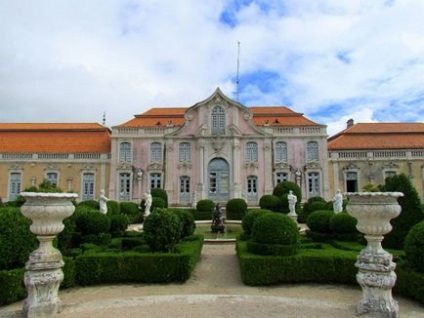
[75,210,111,235]
[252,213,299,245]
[151,197,166,211]
[196,199,215,213]
[143,208,182,253]
[242,209,272,236]
[404,220,424,273]
[259,195,282,212]
[170,208,196,238]
[109,214,130,234]
[226,198,248,220]
[151,188,168,208]
[306,210,334,234]
[329,212,357,234]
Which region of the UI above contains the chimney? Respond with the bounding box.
[347,119,354,128]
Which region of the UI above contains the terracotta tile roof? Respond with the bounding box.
[328,123,424,150]
[116,106,321,128]
[0,123,111,153]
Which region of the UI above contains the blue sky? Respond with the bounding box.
[1,0,423,136]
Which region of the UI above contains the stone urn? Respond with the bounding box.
[20,192,78,318]
[345,192,403,318]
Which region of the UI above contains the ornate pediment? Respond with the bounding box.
[9,163,22,171]
[245,162,259,175]
[274,162,291,169]
[148,162,163,170]
[305,162,321,170]
[383,162,399,169]
[45,163,59,171]
[117,162,133,171]
[343,163,359,171]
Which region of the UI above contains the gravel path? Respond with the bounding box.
[1,244,423,317]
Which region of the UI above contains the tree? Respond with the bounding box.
[383,173,424,249]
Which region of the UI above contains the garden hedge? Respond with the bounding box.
[75,235,203,285]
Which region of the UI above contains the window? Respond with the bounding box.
[150,142,162,162]
[246,142,258,163]
[9,172,21,201]
[120,142,132,163]
[346,171,358,192]
[150,173,162,189]
[276,172,288,184]
[307,141,319,162]
[246,176,258,201]
[308,172,320,197]
[209,172,217,193]
[384,171,396,180]
[212,105,225,135]
[82,173,95,200]
[119,173,131,201]
[180,176,190,201]
[275,142,287,162]
[46,172,58,187]
[179,142,191,162]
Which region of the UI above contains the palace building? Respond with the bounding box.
[109,88,330,206]
[328,119,424,198]
[0,123,111,202]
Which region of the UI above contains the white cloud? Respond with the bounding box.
[0,0,423,135]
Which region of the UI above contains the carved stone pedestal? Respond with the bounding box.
[346,192,403,318]
[20,192,78,318]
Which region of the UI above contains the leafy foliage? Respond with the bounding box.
[151,188,168,208]
[196,199,215,213]
[272,181,302,205]
[226,198,248,220]
[169,208,196,238]
[405,221,424,273]
[143,208,182,252]
[74,209,111,235]
[259,195,282,212]
[329,212,358,234]
[306,210,334,234]
[0,207,38,270]
[383,173,424,249]
[242,209,272,237]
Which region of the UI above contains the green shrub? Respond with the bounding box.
[151,188,168,208]
[0,207,38,270]
[143,208,182,252]
[242,209,272,236]
[249,213,299,256]
[329,212,357,234]
[169,209,196,238]
[110,214,130,235]
[196,199,215,213]
[383,173,424,249]
[259,195,281,212]
[75,210,111,235]
[152,197,166,211]
[120,202,140,217]
[273,182,302,215]
[77,200,100,210]
[404,221,424,273]
[106,200,120,215]
[75,236,203,285]
[306,210,334,234]
[0,268,26,305]
[226,198,248,220]
[237,241,357,286]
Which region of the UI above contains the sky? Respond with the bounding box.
[1,0,424,136]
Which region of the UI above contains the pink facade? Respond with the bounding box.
[109,88,329,206]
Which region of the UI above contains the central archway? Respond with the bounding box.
[208,158,230,202]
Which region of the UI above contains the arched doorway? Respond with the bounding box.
[208,158,230,201]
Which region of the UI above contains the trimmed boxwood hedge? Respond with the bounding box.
[237,240,357,286]
[75,235,203,285]
[0,268,26,306]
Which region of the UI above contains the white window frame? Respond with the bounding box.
[179,142,191,163]
[119,172,132,201]
[246,142,258,163]
[275,172,288,184]
[246,176,258,201]
[275,141,287,162]
[211,105,225,135]
[150,172,162,189]
[9,172,22,201]
[307,141,319,162]
[307,171,320,198]
[45,171,59,187]
[120,142,132,163]
[82,172,95,201]
[150,142,162,162]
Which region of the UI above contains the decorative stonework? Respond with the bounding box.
[117,162,132,171]
[345,192,403,318]
[148,162,163,170]
[20,192,78,318]
[211,137,225,154]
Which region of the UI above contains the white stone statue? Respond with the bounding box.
[288,190,297,216]
[333,189,343,214]
[144,190,153,216]
[99,189,109,214]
